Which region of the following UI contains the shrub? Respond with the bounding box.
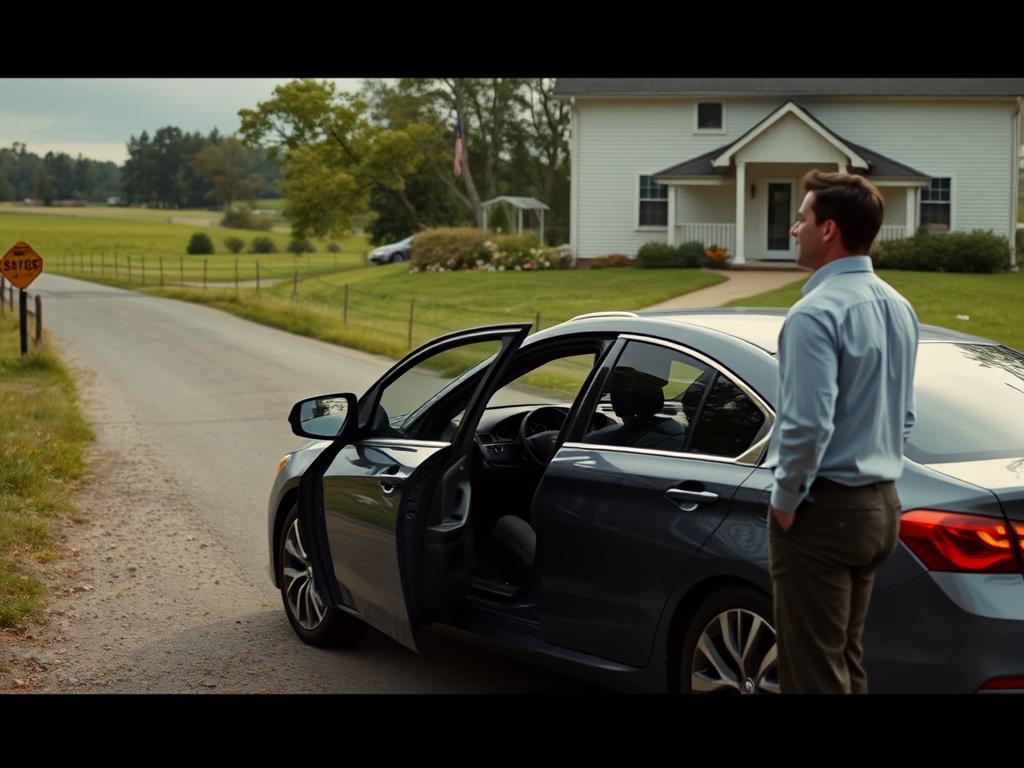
[409,228,489,271]
[186,232,214,255]
[287,238,316,254]
[248,236,278,254]
[873,229,1010,273]
[485,233,558,271]
[221,204,273,231]
[636,240,705,269]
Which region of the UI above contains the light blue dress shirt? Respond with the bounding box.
[766,256,919,513]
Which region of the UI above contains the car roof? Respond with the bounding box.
[542,307,998,355]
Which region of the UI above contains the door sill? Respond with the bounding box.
[470,575,523,599]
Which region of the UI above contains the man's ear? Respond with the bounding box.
[821,219,839,244]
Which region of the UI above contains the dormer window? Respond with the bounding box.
[697,103,724,132]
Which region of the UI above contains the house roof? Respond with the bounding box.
[653,102,929,180]
[709,102,868,169]
[554,79,1024,98]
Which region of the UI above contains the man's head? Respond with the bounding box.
[790,170,884,270]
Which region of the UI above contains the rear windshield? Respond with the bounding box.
[905,343,1024,463]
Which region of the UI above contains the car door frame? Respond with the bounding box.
[296,323,532,650]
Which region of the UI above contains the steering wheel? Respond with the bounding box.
[518,406,567,466]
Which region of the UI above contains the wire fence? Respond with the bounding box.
[48,252,550,350]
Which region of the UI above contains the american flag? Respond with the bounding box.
[453,115,464,178]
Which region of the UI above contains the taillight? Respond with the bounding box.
[899,510,1024,574]
[980,677,1024,691]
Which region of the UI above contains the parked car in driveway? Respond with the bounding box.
[266,308,1024,693]
[368,236,413,265]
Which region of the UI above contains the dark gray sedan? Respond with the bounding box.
[266,309,1024,693]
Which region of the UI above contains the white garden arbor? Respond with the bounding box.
[481,196,550,244]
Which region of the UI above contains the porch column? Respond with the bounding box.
[734,161,746,264]
[905,188,916,237]
[667,185,677,246]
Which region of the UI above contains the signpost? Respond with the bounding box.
[1,241,44,356]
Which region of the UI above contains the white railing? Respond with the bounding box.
[878,225,907,242]
[676,223,736,252]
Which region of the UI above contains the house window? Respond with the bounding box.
[697,103,724,131]
[639,176,668,227]
[920,177,951,232]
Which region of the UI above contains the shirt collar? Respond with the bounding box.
[801,255,874,296]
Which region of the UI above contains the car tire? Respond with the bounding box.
[277,504,367,648]
[678,586,779,694]
[390,251,406,263]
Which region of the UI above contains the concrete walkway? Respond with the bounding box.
[643,268,808,311]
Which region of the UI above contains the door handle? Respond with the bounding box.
[665,488,719,511]
[377,473,406,494]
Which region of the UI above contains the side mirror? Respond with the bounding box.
[288,393,359,439]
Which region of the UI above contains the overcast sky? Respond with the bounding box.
[0,78,364,164]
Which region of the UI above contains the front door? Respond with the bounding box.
[765,181,796,260]
[299,324,530,652]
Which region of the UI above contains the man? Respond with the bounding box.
[766,170,919,694]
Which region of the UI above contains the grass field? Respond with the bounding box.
[0,205,372,283]
[0,209,368,261]
[727,270,1024,352]
[0,314,92,629]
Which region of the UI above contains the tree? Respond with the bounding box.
[365,163,467,245]
[123,131,157,205]
[10,143,39,199]
[192,137,264,210]
[181,130,210,208]
[124,127,214,208]
[0,144,122,203]
[238,79,429,239]
[151,126,188,208]
[44,151,76,199]
[362,78,568,240]
[0,149,16,201]
[505,78,571,243]
[33,167,55,203]
[247,147,282,199]
[393,78,525,227]
[73,154,97,199]
[361,79,467,243]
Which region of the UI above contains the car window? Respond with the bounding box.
[688,374,766,458]
[905,343,1024,463]
[369,340,501,440]
[584,341,706,453]
[486,353,597,408]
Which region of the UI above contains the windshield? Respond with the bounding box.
[905,343,1024,464]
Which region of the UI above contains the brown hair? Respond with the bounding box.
[802,170,885,254]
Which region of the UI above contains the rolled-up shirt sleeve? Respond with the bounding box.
[770,310,839,513]
[903,384,916,445]
[903,318,919,445]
